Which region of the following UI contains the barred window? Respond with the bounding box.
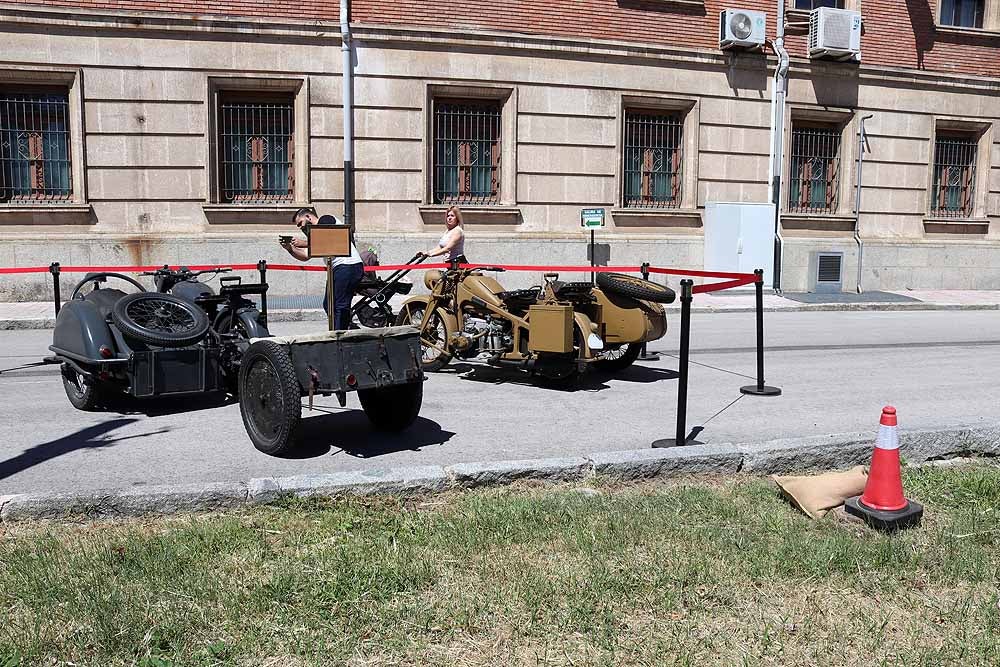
[622,109,683,209]
[433,99,501,205]
[940,0,985,28]
[794,0,844,8]
[0,88,72,203]
[788,122,841,214]
[218,94,294,204]
[932,132,977,218]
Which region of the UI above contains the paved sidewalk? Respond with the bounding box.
[4,289,1000,329]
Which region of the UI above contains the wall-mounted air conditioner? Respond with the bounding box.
[808,7,862,61]
[719,9,767,50]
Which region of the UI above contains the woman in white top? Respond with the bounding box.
[422,205,467,265]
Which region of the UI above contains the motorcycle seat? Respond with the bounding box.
[553,281,595,302]
[497,287,541,310]
[84,288,128,319]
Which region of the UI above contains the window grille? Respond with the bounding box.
[932,132,977,218]
[788,123,841,214]
[433,99,502,205]
[218,94,294,203]
[622,109,683,209]
[795,0,844,9]
[0,88,72,203]
[939,0,985,28]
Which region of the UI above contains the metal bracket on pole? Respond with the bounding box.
[638,262,661,362]
[257,259,269,329]
[49,262,61,317]
[653,279,701,448]
[740,268,782,397]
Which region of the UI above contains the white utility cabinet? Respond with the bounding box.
[703,202,775,288]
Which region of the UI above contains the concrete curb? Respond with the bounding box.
[4,301,999,330]
[3,422,999,522]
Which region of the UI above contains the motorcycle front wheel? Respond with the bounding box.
[395,303,451,372]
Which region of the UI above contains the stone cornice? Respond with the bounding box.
[0,2,340,39]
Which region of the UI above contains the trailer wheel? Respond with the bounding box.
[358,381,423,432]
[239,340,301,455]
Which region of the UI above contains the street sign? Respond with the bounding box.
[581,208,605,228]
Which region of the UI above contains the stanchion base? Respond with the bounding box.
[651,438,703,448]
[638,351,661,362]
[740,385,782,396]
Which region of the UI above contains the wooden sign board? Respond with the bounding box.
[306,223,352,259]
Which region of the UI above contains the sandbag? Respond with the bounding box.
[773,466,868,519]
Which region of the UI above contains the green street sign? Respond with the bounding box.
[581,208,605,228]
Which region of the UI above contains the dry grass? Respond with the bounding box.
[2,467,1000,666]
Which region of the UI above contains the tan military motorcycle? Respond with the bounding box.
[395,264,675,383]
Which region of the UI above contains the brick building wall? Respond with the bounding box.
[13,0,1000,77]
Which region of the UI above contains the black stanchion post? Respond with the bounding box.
[257,259,268,329]
[590,229,596,285]
[653,279,700,448]
[740,268,782,397]
[638,262,661,362]
[49,262,61,317]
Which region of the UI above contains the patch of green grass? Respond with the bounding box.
[2,465,1000,666]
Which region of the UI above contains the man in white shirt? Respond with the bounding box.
[280,207,364,329]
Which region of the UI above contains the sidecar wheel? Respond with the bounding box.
[358,381,423,432]
[593,342,642,372]
[112,292,210,347]
[61,365,107,411]
[395,303,451,372]
[596,272,676,304]
[239,340,301,456]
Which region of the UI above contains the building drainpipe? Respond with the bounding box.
[768,0,789,293]
[854,114,874,294]
[341,0,355,232]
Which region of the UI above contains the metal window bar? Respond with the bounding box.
[218,95,294,204]
[788,123,841,214]
[932,132,977,218]
[622,109,683,209]
[794,0,844,8]
[433,99,501,205]
[0,89,72,203]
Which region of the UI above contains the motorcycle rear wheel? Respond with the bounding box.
[395,303,451,372]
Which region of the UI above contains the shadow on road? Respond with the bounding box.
[0,418,170,483]
[273,411,455,460]
[445,361,678,391]
[109,392,238,417]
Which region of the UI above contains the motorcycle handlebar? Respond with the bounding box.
[140,266,233,278]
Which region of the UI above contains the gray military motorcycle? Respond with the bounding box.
[49,266,269,410]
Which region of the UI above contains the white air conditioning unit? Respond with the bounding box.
[809,7,862,61]
[719,9,767,50]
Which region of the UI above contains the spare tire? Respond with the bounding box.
[596,272,676,304]
[112,292,210,347]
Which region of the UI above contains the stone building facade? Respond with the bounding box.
[0,0,998,299]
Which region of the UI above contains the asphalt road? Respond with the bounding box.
[2,310,999,495]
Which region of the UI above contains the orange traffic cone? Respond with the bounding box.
[845,406,923,531]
